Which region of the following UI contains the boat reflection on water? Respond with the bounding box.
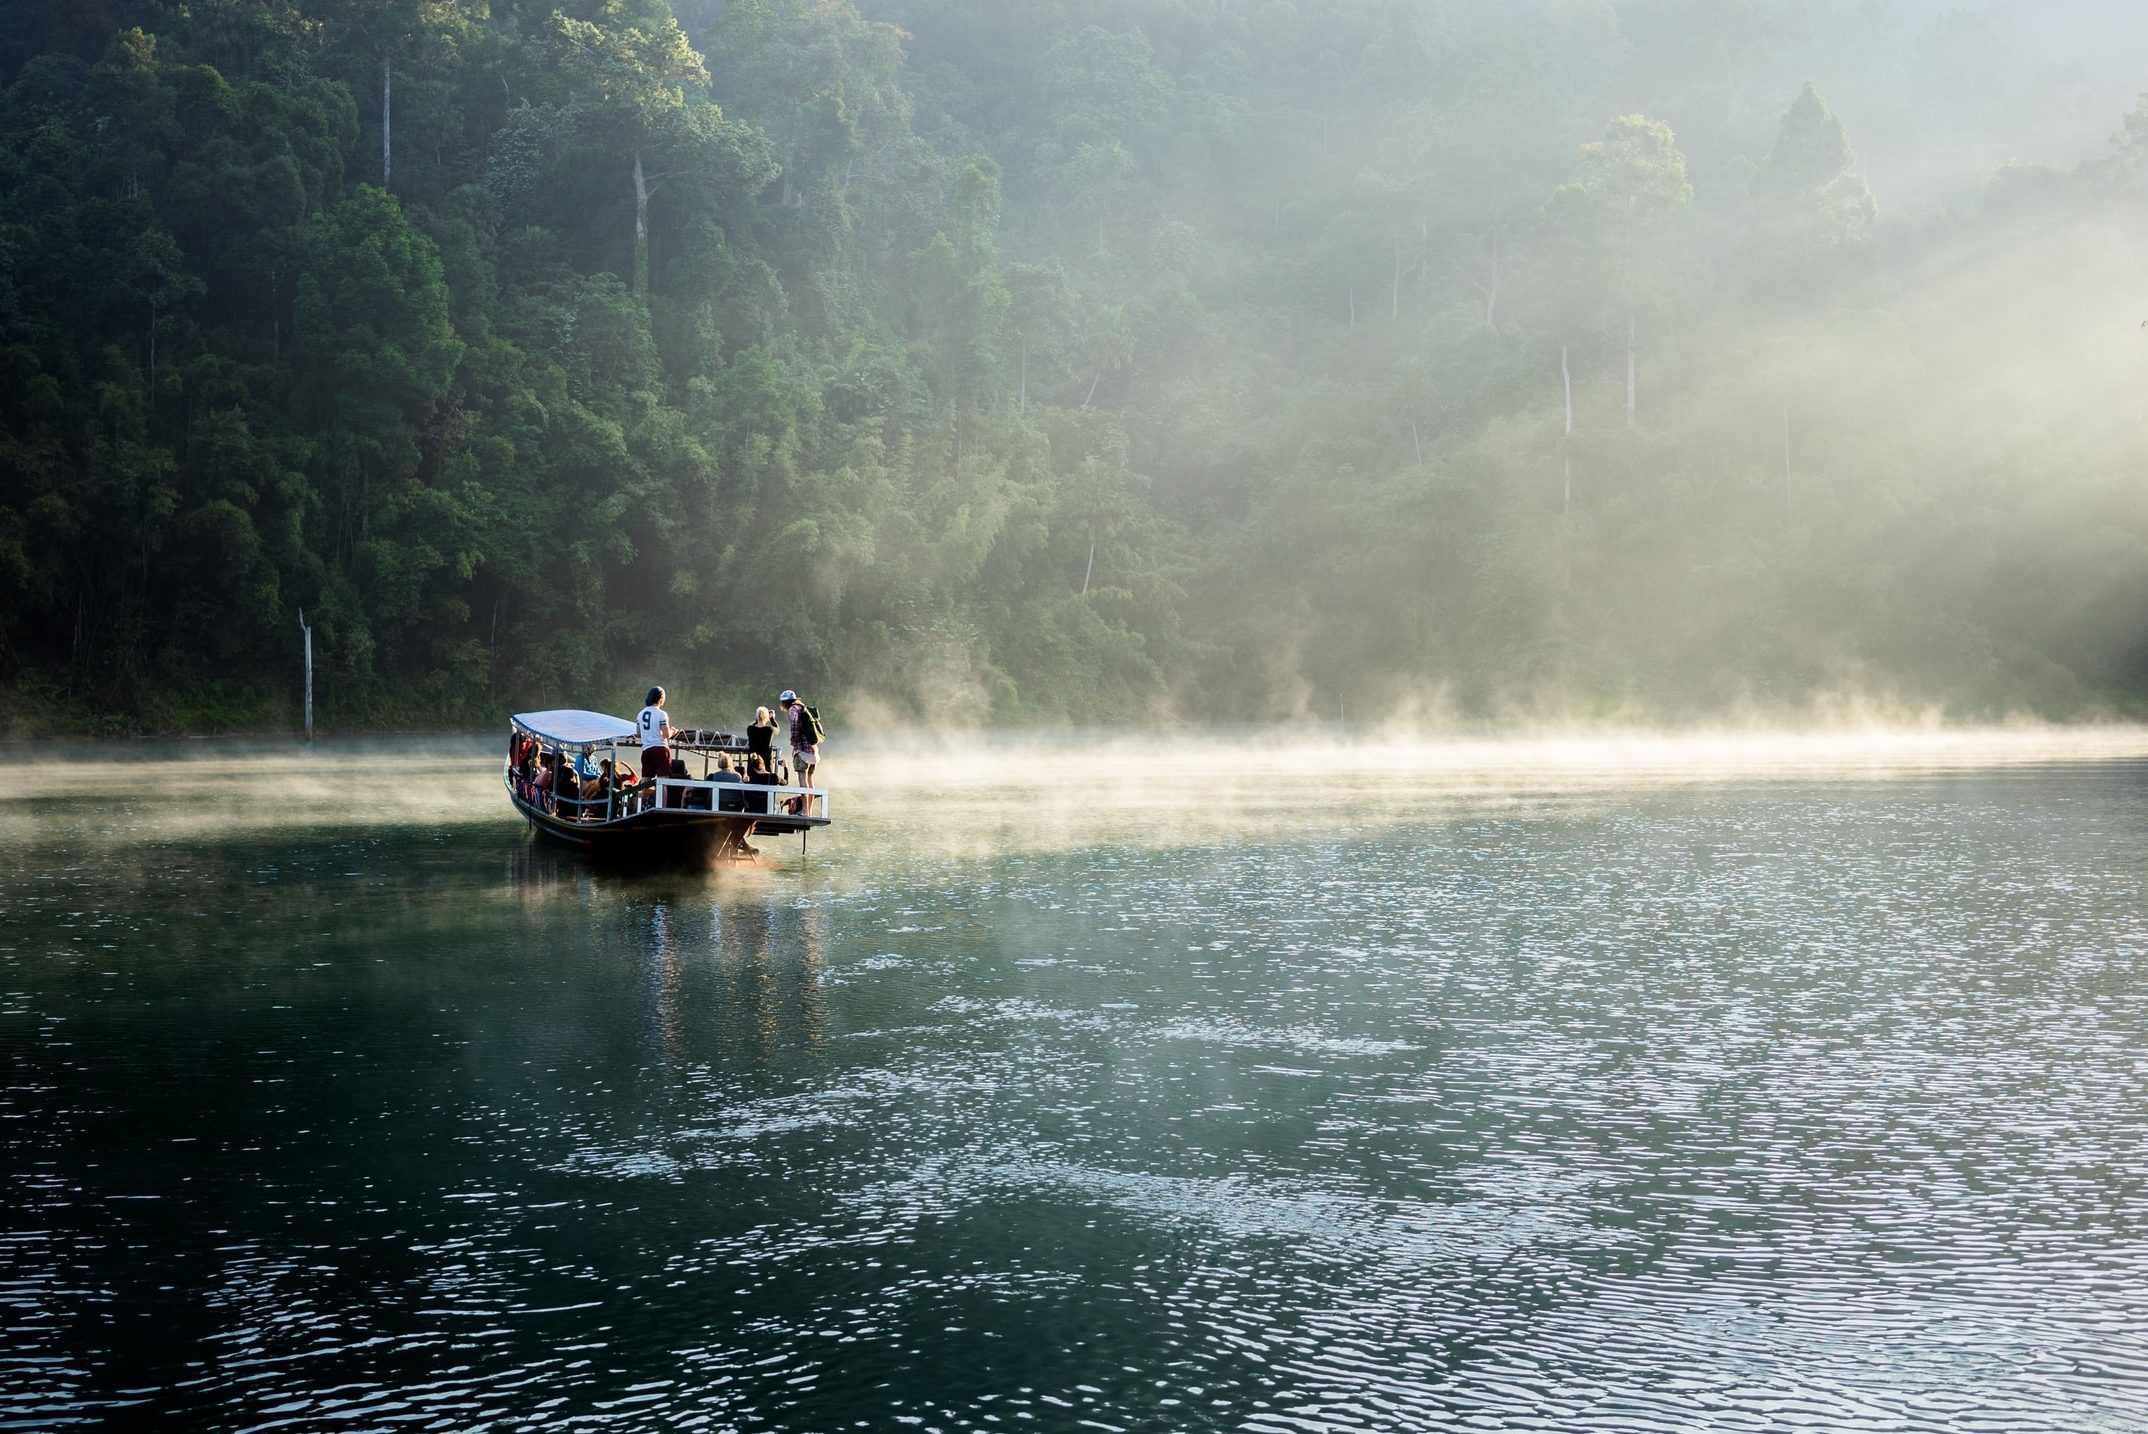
[502,839,602,902]
[643,899,829,1066]
[501,842,829,1063]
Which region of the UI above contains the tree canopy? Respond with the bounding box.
[1,0,2145,732]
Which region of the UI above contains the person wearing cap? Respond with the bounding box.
[637,686,675,783]
[780,689,818,791]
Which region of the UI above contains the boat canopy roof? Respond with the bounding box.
[512,709,639,747]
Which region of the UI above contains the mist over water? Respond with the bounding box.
[5,733,2148,1430]
[7,723,2147,855]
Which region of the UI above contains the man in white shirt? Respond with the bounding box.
[637,686,674,783]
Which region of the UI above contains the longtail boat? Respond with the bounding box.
[504,709,829,860]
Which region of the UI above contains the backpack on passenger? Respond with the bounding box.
[797,703,826,746]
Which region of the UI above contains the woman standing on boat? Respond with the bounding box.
[746,706,778,774]
[637,686,675,782]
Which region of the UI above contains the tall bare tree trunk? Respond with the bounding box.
[1475,239,1504,324]
[1625,315,1636,428]
[633,147,650,299]
[1082,540,1095,596]
[1562,344,1573,436]
[382,56,392,187]
[1348,284,1356,328]
[1562,343,1573,512]
[1410,417,1422,467]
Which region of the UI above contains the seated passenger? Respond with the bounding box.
[568,752,602,819]
[734,756,770,813]
[661,754,693,808]
[709,754,746,809]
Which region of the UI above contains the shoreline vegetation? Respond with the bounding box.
[3,4,2145,734]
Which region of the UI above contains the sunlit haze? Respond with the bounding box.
[9,724,2145,861]
[4,2,2147,729]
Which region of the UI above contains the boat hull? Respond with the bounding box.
[507,784,826,862]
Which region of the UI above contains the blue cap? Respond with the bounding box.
[779,690,797,704]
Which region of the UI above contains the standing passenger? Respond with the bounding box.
[746,706,778,774]
[638,686,674,784]
[780,689,819,791]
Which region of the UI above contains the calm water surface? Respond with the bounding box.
[4,733,2148,1431]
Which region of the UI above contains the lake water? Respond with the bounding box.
[5,730,2148,1431]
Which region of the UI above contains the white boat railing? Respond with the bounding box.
[647,778,827,822]
[504,764,826,824]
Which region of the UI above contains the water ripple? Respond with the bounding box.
[4,754,2148,1429]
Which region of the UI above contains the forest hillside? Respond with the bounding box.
[2,0,2145,731]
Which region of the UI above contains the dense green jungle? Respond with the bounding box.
[3,0,2146,733]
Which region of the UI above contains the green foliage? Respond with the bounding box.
[295,186,462,427]
[1749,83,1875,273]
[0,1,2142,733]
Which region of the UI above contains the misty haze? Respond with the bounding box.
[4,3,2148,1431]
[5,0,2148,724]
